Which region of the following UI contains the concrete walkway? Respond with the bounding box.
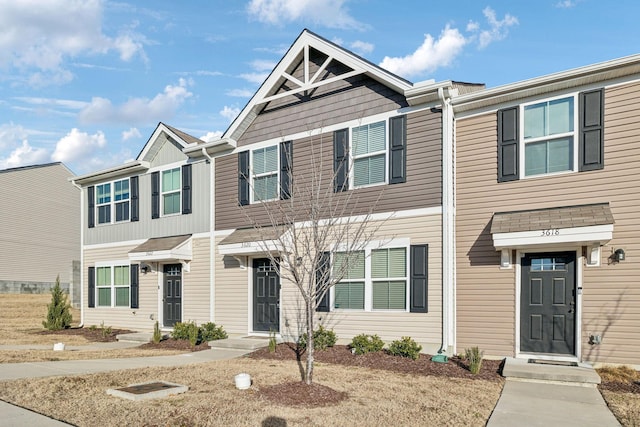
[487,358,621,427]
[0,344,249,426]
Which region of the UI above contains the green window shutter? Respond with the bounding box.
[130,264,139,309]
[410,244,428,313]
[151,171,160,219]
[130,176,139,222]
[87,186,95,228]
[389,115,407,184]
[316,252,330,312]
[280,140,292,200]
[181,164,192,214]
[579,88,604,171]
[238,151,250,205]
[88,266,95,308]
[497,107,519,182]
[333,128,349,192]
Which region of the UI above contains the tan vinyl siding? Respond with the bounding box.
[455,80,640,364]
[215,108,442,230]
[213,237,249,334]
[0,163,79,284]
[83,237,211,330]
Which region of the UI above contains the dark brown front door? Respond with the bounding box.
[521,252,576,355]
[253,258,279,332]
[163,264,182,327]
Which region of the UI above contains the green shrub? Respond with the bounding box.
[299,325,337,351]
[171,321,200,345]
[268,329,277,353]
[350,333,385,355]
[152,321,162,344]
[465,346,484,374]
[388,336,422,360]
[42,276,72,331]
[199,322,228,341]
[99,321,112,338]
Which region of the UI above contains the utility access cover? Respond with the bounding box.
[107,381,188,401]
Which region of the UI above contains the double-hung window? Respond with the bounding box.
[371,248,407,310]
[523,96,575,177]
[96,265,130,308]
[162,167,181,215]
[95,179,130,224]
[352,121,387,187]
[114,179,130,221]
[252,145,279,202]
[333,251,365,309]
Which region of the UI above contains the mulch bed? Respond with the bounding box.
[138,340,210,352]
[599,381,640,394]
[38,327,133,342]
[259,381,348,407]
[249,343,504,382]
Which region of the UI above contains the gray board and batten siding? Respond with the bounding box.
[215,107,443,231]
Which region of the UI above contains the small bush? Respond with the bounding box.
[42,276,72,331]
[199,322,228,341]
[350,333,385,355]
[299,325,337,351]
[268,329,277,353]
[99,321,112,338]
[152,321,162,344]
[465,346,484,374]
[171,321,200,345]
[388,336,422,360]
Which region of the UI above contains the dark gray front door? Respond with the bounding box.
[521,252,576,355]
[253,258,280,332]
[163,264,182,327]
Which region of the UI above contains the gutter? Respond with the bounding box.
[70,179,84,328]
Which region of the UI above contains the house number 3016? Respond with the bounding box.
[540,229,560,236]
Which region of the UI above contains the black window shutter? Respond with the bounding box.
[579,88,604,171]
[497,107,519,182]
[130,176,139,222]
[333,128,349,192]
[238,151,250,206]
[410,244,428,313]
[389,115,407,184]
[88,266,95,308]
[280,140,293,200]
[151,171,160,218]
[130,264,139,309]
[316,251,331,312]
[181,164,192,214]
[87,186,95,228]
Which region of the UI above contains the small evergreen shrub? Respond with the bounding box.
[199,322,228,341]
[99,321,112,338]
[268,329,277,353]
[42,276,72,331]
[388,336,422,360]
[152,321,162,344]
[171,321,200,345]
[299,325,337,350]
[350,333,385,355]
[465,346,484,374]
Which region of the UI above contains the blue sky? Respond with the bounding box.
[1,0,638,174]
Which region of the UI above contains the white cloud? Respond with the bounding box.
[0,140,50,169]
[471,7,519,49]
[350,40,374,56]
[251,59,278,71]
[0,0,147,86]
[122,127,142,141]
[239,72,269,85]
[226,88,255,98]
[79,78,193,125]
[51,128,107,163]
[466,21,480,32]
[0,123,30,151]
[379,25,467,78]
[555,0,578,8]
[247,0,367,30]
[220,106,241,122]
[200,131,224,142]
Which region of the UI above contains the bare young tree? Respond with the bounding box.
[239,130,385,384]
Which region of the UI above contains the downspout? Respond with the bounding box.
[71,180,84,328]
[438,86,455,355]
[202,147,216,322]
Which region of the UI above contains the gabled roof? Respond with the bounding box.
[137,122,203,161]
[223,29,414,142]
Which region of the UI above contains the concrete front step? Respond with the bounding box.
[116,332,157,343]
[208,336,283,351]
[502,357,601,385]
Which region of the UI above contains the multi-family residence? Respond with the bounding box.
[0,162,80,305]
[453,54,640,366]
[72,123,222,330]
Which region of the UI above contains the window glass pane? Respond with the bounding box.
[98,288,111,306]
[115,201,129,222]
[368,121,386,152]
[332,251,364,279]
[114,179,129,201]
[162,168,180,192]
[253,146,278,175]
[163,193,180,215]
[525,141,548,176]
[524,102,546,139]
[97,205,111,224]
[372,281,406,310]
[253,148,266,174]
[354,154,385,186]
[548,137,573,173]
[353,158,369,186]
[96,183,111,204]
[253,174,278,201]
[352,125,369,156]
[335,282,364,309]
[97,267,111,286]
[114,266,129,286]
[372,281,389,309]
[388,248,406,277]
[371,249,388,278]
[548,98,573,135]
[115,287,129,307]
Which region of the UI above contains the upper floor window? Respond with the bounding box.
[162,167,181,215]
[238,141,292,206]
[252,145,279,202]
[352,121,387,187]
[95,179,130,225]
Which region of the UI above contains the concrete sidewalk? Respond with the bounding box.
[0,346,249,426]
[487,358,620,427]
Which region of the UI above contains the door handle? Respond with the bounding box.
[568,300,575,314]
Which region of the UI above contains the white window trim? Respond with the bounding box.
[161,167,182,217]
[331,239,410,312]
[95,179,131,225]
[95,260,131,308]
[250,144,280,204]
[519,92,579,179]
[349,119,389,190]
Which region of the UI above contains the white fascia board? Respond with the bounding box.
[404,80,454,106]
[72,161,150,186]
[493,224,613,250]
[218,240,281,256]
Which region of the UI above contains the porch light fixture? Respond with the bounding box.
[614,248,626,262]
[140,263,151,274]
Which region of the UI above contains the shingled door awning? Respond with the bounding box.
[218,226,287,255]
[128,234,192,262]
[491,203,614,250]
